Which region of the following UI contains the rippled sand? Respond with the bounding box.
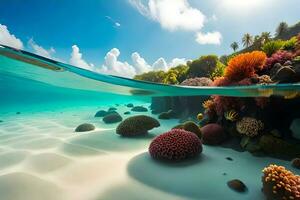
[0,103,298,200]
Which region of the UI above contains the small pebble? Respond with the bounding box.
[226,157,233,161]
[227,179,247,193]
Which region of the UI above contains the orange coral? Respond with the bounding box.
[225,51,267,81]
[262,164,300,200]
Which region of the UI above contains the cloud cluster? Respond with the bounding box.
[0,24,23,49]
[129,0,222,45]
[28,38,56,59]
[70,45,95,71]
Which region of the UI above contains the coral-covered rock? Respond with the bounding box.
[236,117,264,137]
[149,129,202,161]
[158,112,171,119]
[291,158,300,169]
[172,121,202,139]
[262,164,300,200]
[227,179,247,192]
[75,123,95,132]
[131,106,148,112]
[272,66,296,83]
[265,50,293,70]
[201,123,226,145]
[94,110,107,117]
[116,115,160,137]
[103,113,122,124]
[180,77,212,86]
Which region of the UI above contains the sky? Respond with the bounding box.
[0,0,299,77]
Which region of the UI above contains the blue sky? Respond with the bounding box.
[0,0,299,77]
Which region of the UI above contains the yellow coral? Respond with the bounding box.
[224,110,238,122]
[202,100,214,110]
[197,113,203,121]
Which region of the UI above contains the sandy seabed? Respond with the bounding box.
[0,103,299,200]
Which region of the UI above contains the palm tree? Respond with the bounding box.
[242,33,253,48]
[230,42,239,52]
[276,22,288,37]
[261,32,272,44]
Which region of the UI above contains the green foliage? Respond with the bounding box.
[261,40,285,56]
[242,33,254,47]
[134,70,165,83]
[171,64,189,83]
[230,42,239,52]
[187,55,219,78]
[162,70,179,84]
[281,36,297,51]
[210,62,226,80]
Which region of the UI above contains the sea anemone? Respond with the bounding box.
[236,117,264,137]
[116,115,160,137]
[225,51,267,82]
[201,123,226,145]
[262,164,300,200]
[224,110,239,122]
[149,129,202,161]
[265,50,294,70]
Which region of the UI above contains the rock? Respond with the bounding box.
[291,158,300,169]
[126,103,134,108]
[272,66,296,83]
[131,106,148,112]
[290,118,300,140]
[158,112,170,119]
[240,136,261,153]
[75,123,95,132]
[270,129,281,138]
[108,107,117,111]
[270,63,282,78]
[103,113,122,124]
[124,111,131,115]
[227,179,247,192]
[226,157,233,161]
[94,110,107,117]
[201,123,226,145]
[116,115,160,137]
[283,60,292,66]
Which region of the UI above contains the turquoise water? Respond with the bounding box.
[0,44,300,200]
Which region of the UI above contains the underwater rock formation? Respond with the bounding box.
[75,123,95,132]
[131,106,148,112]
[201,123,226,145]
[94,110,107,117]
[262,164,300,200]
[103,113,122,124]
[149,129,202,161]
[290,118,300,140]
[108,107,117,111]
[126,103,134,108]
[291,158,300,169]
[172,121,202,139]
[124,111,131,115]
[116,115,160,137]
[227,179,247,193]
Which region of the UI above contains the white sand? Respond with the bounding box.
[0,103,299,200]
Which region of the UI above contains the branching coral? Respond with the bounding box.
[265,50,294,70]
[224,51,267,82]
[236,117,264,137]
[262,164,300,200]
[149,129,202,161]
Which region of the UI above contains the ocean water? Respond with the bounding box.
[0,45,300,200]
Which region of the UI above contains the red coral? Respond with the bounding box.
[212,96,245,115]
[212,76,232,86]
[149,129,202,161]
[264,50,293,69]
[201,123,226,145]
[225,51,267,82]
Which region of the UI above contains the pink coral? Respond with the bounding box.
[149,129,202,161]
[264,50,294,70]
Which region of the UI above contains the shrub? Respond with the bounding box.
[210,62,226,80]
[224,51,267,82]
[180,77,212,86]
[262,40,285,56]
[149,129,202,161]
[281,36,297,51]
[187,55,219,78]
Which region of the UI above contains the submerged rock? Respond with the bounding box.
[158,112,171,119]
[290,118,300,140]
[201,123,226,145]
[108,107,117,111]
[227,179,247,192]
[149,129,202,161]
[126,103,134,108]
[131,106,148,112]
[173,121,202,139]
[226,157,233,161]
[116,115,160,137]
[16,112,21,115]
[272,65,297,83]
[94,110,107,117]
[291,158,300,169]
[103,113,122,124]
[124,111,131,115]
[75,123,95,132]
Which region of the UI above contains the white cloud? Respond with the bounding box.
[131,52,151,74]
[70,45,94,71]
[169,58,187,68]
[211,14,218,21]
[28,38,55,59]
[129,0,205,31]
[0,24,23,49]
[152,57,168,71]
[195,31,222,45]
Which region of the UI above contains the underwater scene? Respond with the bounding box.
[1,1,300,200]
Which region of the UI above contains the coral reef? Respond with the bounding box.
[201,123,226,145]
[102,113,122,124]
[131,106,148,112]
[149,129,202,161]
[224,110,239,122]
[180,77,212,86]
[262,164,300,200]
[75,123,95,132]
[116,115,160,137]
[265,50,293,70]
[236,117,264,137]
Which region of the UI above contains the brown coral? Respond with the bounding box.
[262,164,300,200]
[236,117,264,137]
